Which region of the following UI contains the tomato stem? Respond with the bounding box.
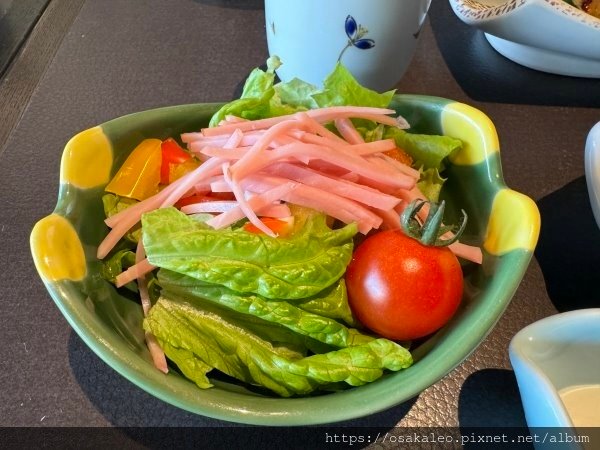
[400,199,467,247]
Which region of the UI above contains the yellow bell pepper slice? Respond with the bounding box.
[105,139,162,201]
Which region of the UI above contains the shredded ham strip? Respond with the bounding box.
[264,162,401,211]
[201,106,398,136]
[223,162,275,236]
[115,257,155,288]
[240,174,383,234]
[230,142,416,190]
[132,241,168,374]
[206,182,299,230]
[181,201,290,218]
[180,200,238,214]
[335,117,365,145]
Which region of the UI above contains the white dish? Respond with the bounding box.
[449,0,600,78]
[585,122,600,229]
[509,309,600,430]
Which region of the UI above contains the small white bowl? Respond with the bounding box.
[449,0,600,77]
[586,122,600,229]
[509,309,600,429]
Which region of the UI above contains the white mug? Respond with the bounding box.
[264,0,432,91]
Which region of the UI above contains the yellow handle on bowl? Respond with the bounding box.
[441,101,541,255]
[60,126,113,189]
[30,214,87,282]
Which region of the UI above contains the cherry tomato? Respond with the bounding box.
[345,229,463,341]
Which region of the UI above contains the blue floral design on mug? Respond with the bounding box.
[338,15,375,61]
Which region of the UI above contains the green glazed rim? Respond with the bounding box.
[30,95,540,425]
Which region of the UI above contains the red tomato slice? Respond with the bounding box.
[174,192,235,208]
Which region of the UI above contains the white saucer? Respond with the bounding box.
[450,0,600,79]
[485,34,600,78]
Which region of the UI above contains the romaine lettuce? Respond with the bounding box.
[158,269,358,347]
[208,60,395,127]
[142,207,357,299]
[144,295,412,397]
[208,56,306,127]
[384,127,462,171]
[312,63,395,109]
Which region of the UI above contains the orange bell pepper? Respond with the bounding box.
[105,139,162,201]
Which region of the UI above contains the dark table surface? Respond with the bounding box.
[1,0,599,441]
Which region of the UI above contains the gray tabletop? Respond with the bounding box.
[1,0,599,438]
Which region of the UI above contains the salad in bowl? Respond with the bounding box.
[30,59,540,424]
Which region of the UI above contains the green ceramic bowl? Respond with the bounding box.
[30,95,540,425]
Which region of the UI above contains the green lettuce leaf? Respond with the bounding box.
[274,77,320,110]
[102,194,140,243]
[100,249,137,290]
[208,60,395,127]
[142,207,357,299]
[384,127,462,171]
[209,96,273,127]
[185,292,332,358]
[103,193,138,217]
[157,269,359,346]
[294,279,357,326]
[240,56,281,98]
[158,340,214,389]
[417,168,447,203]
[208,57,279,127]
[208,56,306,127]
[312,63,395,108]
[357,123,385,143]
[144,295,412,396]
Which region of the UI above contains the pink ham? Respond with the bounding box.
[115,257,156,288]
[222,161,276,236]
[295,112,348,144]
[229,141,416,192]
[206,181,299,229]
[182,199,291,218]
[100,105,482,273]
[334,117,364,144]
[263,162,401,211]
[134,240,168,373]
[229,118,306,181]
[180,201,238,214]
[241,174,382,234]
[201,106,399,137]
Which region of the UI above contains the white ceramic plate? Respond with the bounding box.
[585,122,600,229]
[449,0,600,77]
